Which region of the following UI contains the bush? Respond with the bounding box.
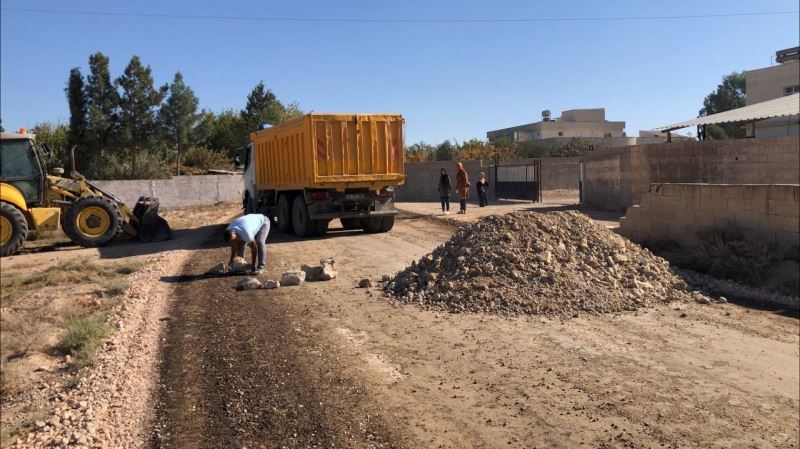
[93,152,170,180]
[58,315,111,365]
[182,147,233,171]
[694,226,781,284]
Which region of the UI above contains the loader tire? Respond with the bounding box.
[340,218,361,230]
[361,217,384,234]
[379,215,395,233]
[0,202,28,257]
[276,194,293,234]
[63,196,122,248]
[292,196,314,238]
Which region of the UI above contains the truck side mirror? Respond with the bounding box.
[51,167,65,176]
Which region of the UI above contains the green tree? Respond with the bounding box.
[241,81,287,133]
[405,141,435,162]
[65,68,88,154]
[699,72,746,139]
[115,55,168,176]
[195,109,247,154]
[160,72,199,174]
[435,140,456,161]
[31,121,70,165]
[84,52,119,174]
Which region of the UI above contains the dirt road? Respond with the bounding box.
[151,209,799,448]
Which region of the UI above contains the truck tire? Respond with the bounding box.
[361,217,383,234]
[243,191,254,214]
[312,219,329,236]
[62,196,122,247]
[340,218,361,230]
[292,195,314,237]
[379,216,395,233]
[276,194,293,234]
[0,202,28,257]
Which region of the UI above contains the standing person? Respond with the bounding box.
[437,168,452,214]
[455,162,470,214]
[224,214,270,276]
[476,172,489,207]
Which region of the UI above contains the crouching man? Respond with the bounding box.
[224,214,270,276]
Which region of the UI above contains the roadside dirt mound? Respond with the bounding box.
[384,211,693,315]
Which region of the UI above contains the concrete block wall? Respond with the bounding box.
[93,174,244,209]
[582,136,800,211]
[620,183,800,250]
[396,157,580,202]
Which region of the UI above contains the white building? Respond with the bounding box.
[744,46,800,137]
[487,108,676,148]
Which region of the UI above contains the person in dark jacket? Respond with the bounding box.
[476,172,489,207]
[437,168,452,214]
[456,162,470,214]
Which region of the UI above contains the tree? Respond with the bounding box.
[699,72,746,139]
[65,68,88,151]
[435,140,456,161]
[84,52,119,175]
[31,121,70,164]
[160,72,199,174]
[115,55,168,176]
[405,141,435,162]
[241,81,287,133]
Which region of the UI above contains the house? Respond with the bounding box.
[487,108,675,149]
[744,46,800,137]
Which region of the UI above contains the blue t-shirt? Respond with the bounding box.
[226,214,268,242]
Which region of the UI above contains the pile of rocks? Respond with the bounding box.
[384,211,700,316]
[233,258,338,291]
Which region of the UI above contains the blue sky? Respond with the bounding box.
[1,0,798,143]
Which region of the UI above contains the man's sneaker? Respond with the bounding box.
[252,268,264,276]
[445,211,450,215]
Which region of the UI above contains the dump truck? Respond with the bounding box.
[243,113,405,237]
[0,131,172,256]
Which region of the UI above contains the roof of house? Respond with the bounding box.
[655,93,799,132]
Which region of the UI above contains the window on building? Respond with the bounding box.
[785,85,800,96]
[603,132,612,138]
[557,131,563,136]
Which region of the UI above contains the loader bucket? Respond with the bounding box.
[132,197,173,243]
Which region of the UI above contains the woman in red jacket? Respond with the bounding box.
[455,162,470,214]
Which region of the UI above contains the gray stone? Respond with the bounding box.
[261,280,280,289]
[280,271,306,286]
[301,258,337,281]
[208,262,226,275]
[236,277,262,291]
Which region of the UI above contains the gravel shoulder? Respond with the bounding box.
[152,208,799,448]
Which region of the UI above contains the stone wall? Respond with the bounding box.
[620,183,800,250]
[396,157,579,202]
[93,174,244,209]
[581,137,800,211]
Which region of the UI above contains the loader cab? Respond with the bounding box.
[0,132,47,207]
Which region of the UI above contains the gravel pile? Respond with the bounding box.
[384,211,695,316]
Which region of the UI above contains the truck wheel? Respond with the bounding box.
[0,202,28,257]
[243,192,254,214]
[62,196,122,247]
[340,218,361,230]
[361,217,383,234]
[291,196,314,237]
[312,220,329,236]
[276,194,293,233]
[379,216,395,233]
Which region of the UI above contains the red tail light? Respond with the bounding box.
[378,188,394,198]
[310,191,330,200]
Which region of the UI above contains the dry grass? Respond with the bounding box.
[57,314,111,367]
[1,259,143,304]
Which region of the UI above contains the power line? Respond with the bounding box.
[1,7,798,24]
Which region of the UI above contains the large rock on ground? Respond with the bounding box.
[231,257,251,274]
[280,271,306,286]
[207,262,227,275]
[236,277,262,291]
[302,258,337,281]
[261,280,280,289]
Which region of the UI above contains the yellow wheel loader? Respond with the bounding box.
[0,130,172,257]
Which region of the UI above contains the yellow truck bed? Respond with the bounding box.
[250,113,405,191]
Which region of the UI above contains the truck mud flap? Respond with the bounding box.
[132,196,174,243]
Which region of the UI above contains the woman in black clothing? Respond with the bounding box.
[437,168,452,214]
[476,172,489,207]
